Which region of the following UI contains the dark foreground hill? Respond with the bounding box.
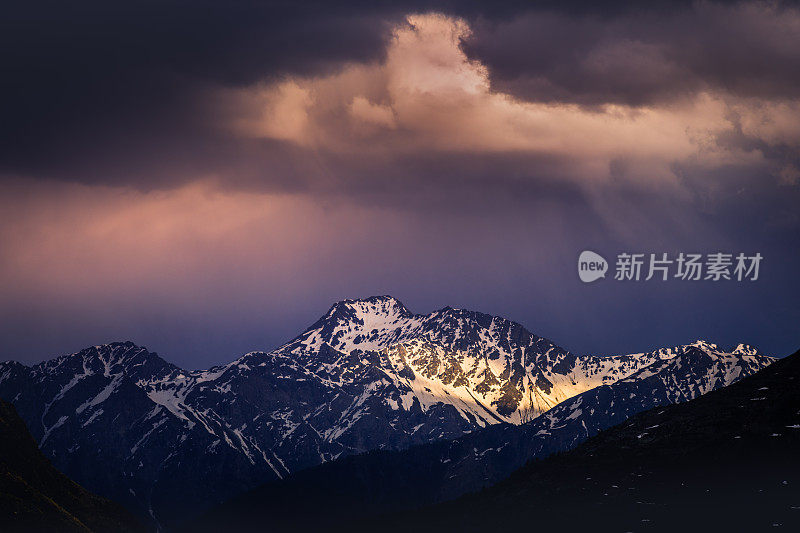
[0,400,141,533]
[373,348,800,533]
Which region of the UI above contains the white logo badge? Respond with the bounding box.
[578,250,608,283]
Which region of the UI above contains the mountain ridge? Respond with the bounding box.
[370,347,800,532]
[0,296,776,527]
[191,341,781,532]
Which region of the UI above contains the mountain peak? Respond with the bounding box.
[292,295,417,353]
[688,339,720,352]
[685,340,764,356]
[322,295,412,322]
[335,294,409,310]
[732,343,759,355]
[35,342,172,379]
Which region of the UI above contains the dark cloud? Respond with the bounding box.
[465,1,800,106]
[2,0,797,191]
[1,1,391,184]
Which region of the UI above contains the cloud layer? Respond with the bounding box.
[1,1,799,366]
[223,11,799,196]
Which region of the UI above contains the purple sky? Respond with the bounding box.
[1,1,799,368]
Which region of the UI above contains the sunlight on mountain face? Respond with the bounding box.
[223,13,799,188]
[272,297,774,425]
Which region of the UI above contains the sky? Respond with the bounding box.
[1,0,799,369]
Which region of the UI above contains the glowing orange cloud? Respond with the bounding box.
[220,13,799,188]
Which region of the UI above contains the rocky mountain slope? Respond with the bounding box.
[0,399,141,533]
[374,347,800,533]
[192,341,778,532]
[0,296,775,527]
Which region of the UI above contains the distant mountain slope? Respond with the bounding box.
[0,400,141,533]
[191,343,777,532]
[0,296,775,527]
[374,348,800,533]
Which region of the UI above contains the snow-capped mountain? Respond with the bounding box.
[194,342,782,533]
[0,296,775,527]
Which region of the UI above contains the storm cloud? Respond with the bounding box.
[2,0,798,193]
[0,1,798,367]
